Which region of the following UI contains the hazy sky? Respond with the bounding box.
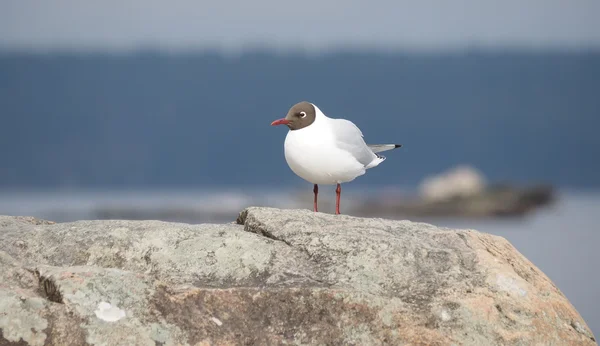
[1,0,600,52]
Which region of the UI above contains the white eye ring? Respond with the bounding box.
[300,111,307,118]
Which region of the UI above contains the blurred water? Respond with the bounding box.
[0,189,597,336]
[2,52,599,189]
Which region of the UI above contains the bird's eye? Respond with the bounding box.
[299,111,307,118]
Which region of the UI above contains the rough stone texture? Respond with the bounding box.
[0,208,595,345]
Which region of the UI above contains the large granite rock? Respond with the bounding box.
[0,209,595,345]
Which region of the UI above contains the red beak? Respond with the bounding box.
[271,118,290,126]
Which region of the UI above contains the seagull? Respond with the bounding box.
[271,101,401,215]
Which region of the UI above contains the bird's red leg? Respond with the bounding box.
[313,184,319,212]
[335,184,341,215]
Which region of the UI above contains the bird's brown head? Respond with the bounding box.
[271,101,316,130]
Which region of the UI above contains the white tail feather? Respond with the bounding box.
[368,144,402,154]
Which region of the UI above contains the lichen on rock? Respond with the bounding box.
[0,208,595,345]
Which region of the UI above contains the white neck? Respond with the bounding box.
[310,103,329,124]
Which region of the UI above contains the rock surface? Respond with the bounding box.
[0,208,595,345]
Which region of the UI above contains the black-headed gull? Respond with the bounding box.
[271,101,401,214]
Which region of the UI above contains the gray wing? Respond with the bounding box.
[330,119,378,167]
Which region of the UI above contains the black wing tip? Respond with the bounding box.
[395,144,402,148]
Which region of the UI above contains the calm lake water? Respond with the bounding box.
[0,189,598,336]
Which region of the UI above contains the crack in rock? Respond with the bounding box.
[34,270,64,304]
[237,209,292,246]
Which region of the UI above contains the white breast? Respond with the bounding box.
[283,116,367,185]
